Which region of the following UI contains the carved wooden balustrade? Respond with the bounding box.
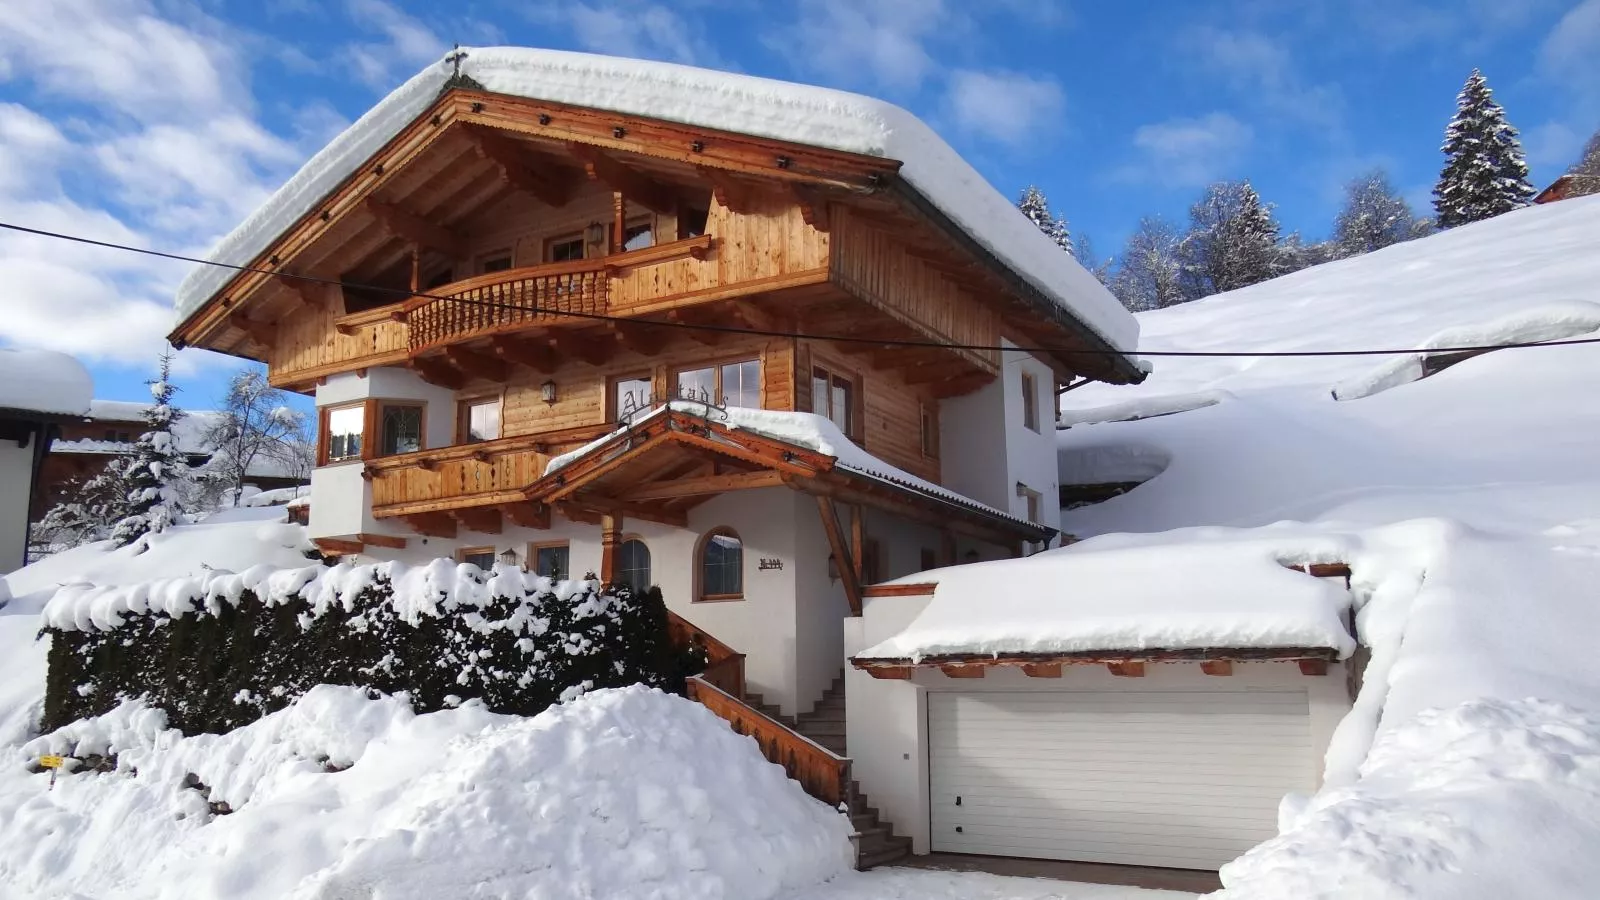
[364,424,613,517]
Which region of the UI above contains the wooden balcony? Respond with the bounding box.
[365,424,612,519]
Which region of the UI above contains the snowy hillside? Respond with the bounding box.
[1057,194,1600,898]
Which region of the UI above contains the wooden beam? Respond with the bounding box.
[556,502,604,526]
[790,183,831,232]
[364,198,466,259]
[501,502,551,529]
[444,345,509,382]
[1107,661,1146,678]
[1201,660,1234,676]
[571,497,687,528]
[1021,663,1063,678]
[927,372,996,400]
[865,666,913,680]
[815,495,863,616]
[547,329,613,367]
[450,506,503,535]
[465,127,571,207]
[730,299,787,335]
[356,532,408,550]
[698,166,759,213]
[274,273,322,308]
[403,512,457,538]
[608,322,665,357]
[568,143,675,213]
[491,335,558,374]
[600,513,621,584]
[861,582,937,598]
[1298,659,1330,676]
[408,356,467,390]
[940,665,985,679]
[313,537,364,557]
[665,309,721,346]
[628,470,784,501]
[234,317,276,347]
[849,503,864,584]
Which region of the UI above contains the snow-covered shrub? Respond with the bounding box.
[40,559,677,734]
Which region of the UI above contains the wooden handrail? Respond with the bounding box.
[686,676,852,808]
[363,424,615,473]
[667,608,745,698]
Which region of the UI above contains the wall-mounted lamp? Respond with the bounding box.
[498,547,520,568]
[584,220,607,246]
[541,380,558,405]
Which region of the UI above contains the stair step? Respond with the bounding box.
[856,835,913,870]
[850,810,880,830]
[798,720,845,736]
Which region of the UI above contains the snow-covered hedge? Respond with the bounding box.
[40,559,678,734]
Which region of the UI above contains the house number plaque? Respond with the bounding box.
[758,558,784,571]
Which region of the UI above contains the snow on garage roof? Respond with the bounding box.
[854,529,1357,662]
[172,47,1137,354]
[0,347,92,417]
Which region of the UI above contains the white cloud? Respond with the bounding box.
[1116,112,1254,188]
[342,0,448,91]
[535,1,724,66]
[1185,27,1344,131]
[943,70,1066,148]
[771,0,947,91]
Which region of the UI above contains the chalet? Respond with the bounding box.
[1532,172,1600,204]
[169,48,1155,868]
[0,348,92,573]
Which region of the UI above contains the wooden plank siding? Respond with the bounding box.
[800,339,941,483]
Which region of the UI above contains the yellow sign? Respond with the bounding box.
[37,755,65,770]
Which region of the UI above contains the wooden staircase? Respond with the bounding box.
[672,612,911,870]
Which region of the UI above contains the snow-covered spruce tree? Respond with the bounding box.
[1017,185,1074,254]
[1571,128,1600,178]
[32,459,134,552]
[1178,180,1284,298]
[1073,233,1114,286]
[1333,169,1421,258]
[1109,216,1188,311]
[1433,69,1534,228]
[109,351,191,548]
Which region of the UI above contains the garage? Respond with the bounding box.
[927,688,1317,870]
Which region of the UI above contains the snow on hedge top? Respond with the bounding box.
[0,347,91,416]
[172,47,1136,352]
[856,528,1357,661]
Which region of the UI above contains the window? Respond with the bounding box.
[698,528,743,600]
[1017,482,1042,524]
[379,404,423,456]
[324,404,365,463]
[920,548,938,571]
[623,220,654,251]
[617,538,651,593]
[458,547,496,571]
[673,358,760,408]
[810,365,856,437]
[1021,371,1039,432]
[479,251,513,274]
[547,234,585,262]
[424,268,454,290]
[678,206,709,240]
[459,396,501,444]
[530,541,570,581]
[612,374,653,422]
[103,429,132,443]
[920,404,938,457]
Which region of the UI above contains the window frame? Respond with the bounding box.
[544,232,586,263]
[696,527,745,602]
[809,363,860,440]
[671,356,761,408]
[616,535,652,594]
[1017,482,1043,524]
[377,401,426,457]
[919,403,939,458]
[457,546,497,571]
[609,372,655,423]
[528,540,571,581]
[1021,370,1040,433]
[622,214,656,252]
[318,401,371,466]
[456,394,503,445]
[477,248,514,274]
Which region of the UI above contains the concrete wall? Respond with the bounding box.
[0,436,34,574]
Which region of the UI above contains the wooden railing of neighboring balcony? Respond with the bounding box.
[667,609,745,698]
[686,676,853,808]
[398,235,714,355]
[364,424,613,516]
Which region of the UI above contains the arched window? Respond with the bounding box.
[698,527,744,601]
[617,538,651,593]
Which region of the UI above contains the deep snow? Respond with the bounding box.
[0,347,91,416]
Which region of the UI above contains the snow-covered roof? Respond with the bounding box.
[0,348,92,417]
[173,48,1137,355]
[855,530,1356,661]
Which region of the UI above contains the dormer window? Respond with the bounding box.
[547,234,585,262]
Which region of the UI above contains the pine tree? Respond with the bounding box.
[1178,180,1284,298]
[1333,170,1421,258]
[1017,185,1074,255]
[1433,69,1534,228]
[31,459,133,554]
[110,351,191,549]
[1109,216,1187,312]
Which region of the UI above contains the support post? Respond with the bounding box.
[815,496,863,616]
[850,503,864,584]
[600,513,621,585]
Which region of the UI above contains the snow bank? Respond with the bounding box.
[1057,390,1227,428]
[0,685,853,899]
[856,528,1356,661]
[172,47,1136,353]
[0,346,91,416]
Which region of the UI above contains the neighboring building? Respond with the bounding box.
[1532,173,1600,204]
[0,348,92,573]
[167,50,1145,868]
[32,399,309,519]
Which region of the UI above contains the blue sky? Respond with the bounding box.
[0,0,1596,409]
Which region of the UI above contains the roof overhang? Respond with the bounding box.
[851,646,1343,679]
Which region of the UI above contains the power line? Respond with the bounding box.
[6,218,1600,360]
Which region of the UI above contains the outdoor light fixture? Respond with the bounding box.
[584,220,607,246]
[498,547,519,568]
[541,380,558,404]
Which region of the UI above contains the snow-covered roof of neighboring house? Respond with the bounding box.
[854,530,1357,662]
[51,402,304,480]
[0,348,92,417]
[172,47,1137,356]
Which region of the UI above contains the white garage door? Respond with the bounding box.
[928,689,1314,870]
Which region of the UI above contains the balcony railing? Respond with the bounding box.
[396,235,714,355]
[365,425,615,517]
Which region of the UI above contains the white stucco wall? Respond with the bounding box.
[1001,342,1062,543]
[937,376,1007,513]
[846,592,1352,854]
[0,438,34,574]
